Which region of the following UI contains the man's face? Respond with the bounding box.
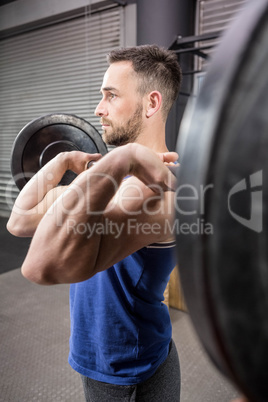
[95,61,144,146]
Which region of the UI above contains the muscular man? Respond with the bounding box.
[7,45,182,401]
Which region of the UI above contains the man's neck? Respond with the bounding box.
[134,121,168,153]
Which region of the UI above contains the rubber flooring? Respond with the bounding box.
[0,268,240,401]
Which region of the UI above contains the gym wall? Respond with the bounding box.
[0,0,135,217]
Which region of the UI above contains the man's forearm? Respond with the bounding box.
[6,153,69,237]
[7,151,102,237]
[12,153,68,212]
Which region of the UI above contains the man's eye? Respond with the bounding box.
[109,93,116,99]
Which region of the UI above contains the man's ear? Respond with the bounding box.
[145,91,162,118]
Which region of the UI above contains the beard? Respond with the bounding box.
[102,104,143,147]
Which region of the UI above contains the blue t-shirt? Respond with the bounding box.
[68,242,176,385]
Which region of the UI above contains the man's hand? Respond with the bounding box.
[128,144,178,193]
[158,151,179,165]
[65,151,102,174]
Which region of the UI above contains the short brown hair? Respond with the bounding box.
[107,44,182,119]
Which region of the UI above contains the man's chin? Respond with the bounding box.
[102,133,116,148]
[103,131,116,145]
[102,131,108,144]
[102,130,133,147]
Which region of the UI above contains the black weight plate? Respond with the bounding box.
[176,1,268,401]
[11,113,107,190]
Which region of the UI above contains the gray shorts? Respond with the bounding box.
[80,339,181,402]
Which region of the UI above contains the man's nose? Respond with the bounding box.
[95,99,108,117]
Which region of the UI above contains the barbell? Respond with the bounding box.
[9,0,268,400]
[10,113,107,190]
[176,1,268,401]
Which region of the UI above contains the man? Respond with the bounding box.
[7,45,182,401]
